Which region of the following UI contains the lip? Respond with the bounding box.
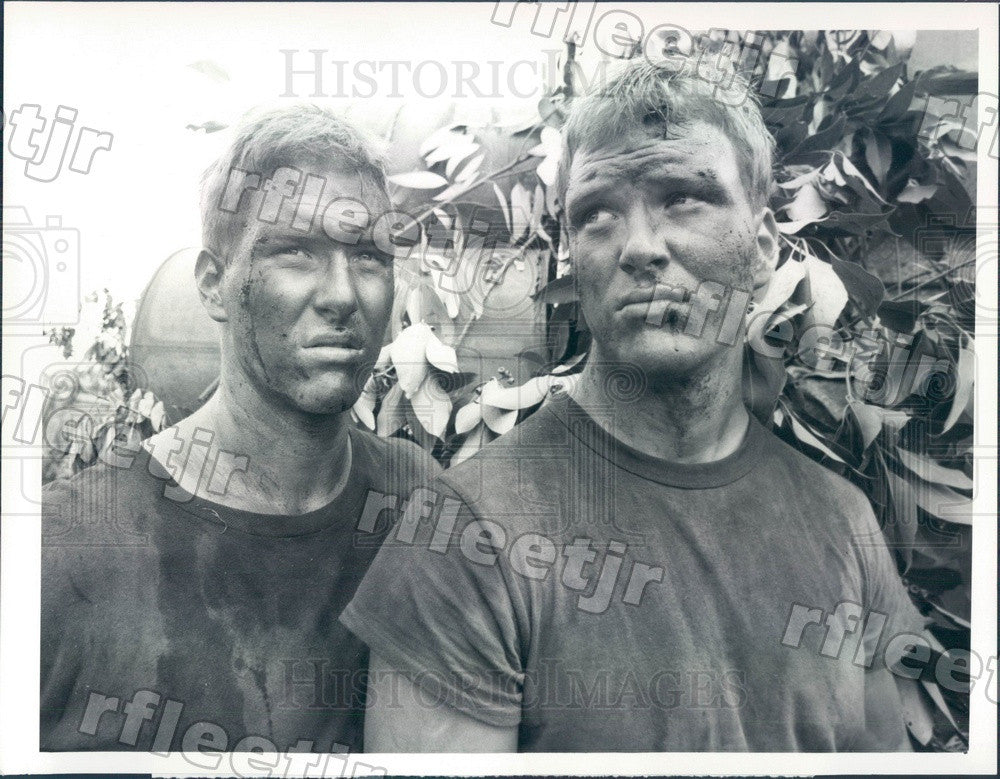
[303,331,363,349]
[615,285,691,312]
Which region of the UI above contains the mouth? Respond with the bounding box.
[302,331,365,362]
[615,284,691,312]
[304,330,363,349]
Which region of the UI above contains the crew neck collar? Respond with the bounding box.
[140,428,366,537]
[547,392,766,489]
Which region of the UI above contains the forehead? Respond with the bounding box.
[279,163,389,219]
[565,121,743,202]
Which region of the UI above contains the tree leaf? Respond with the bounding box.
[509,182,532,242]
[894,447,973,491]
[854,62,905,103]
[831,258,885,318]
[788,411,846,462]
[492,183,512,234]
[862,129,892,187]
[389,323,432,397]
[454,399,482,435]
[897,180,938,204]
[424,330,459,373]
[376,383,406,437]
[533,274,579,305]
[451,422,489,466]
[876,300,925,333]
[940,342,974,435]
[802,255,849,328]
[847,400,884,449]
[409,376,451,438]
[456,153,484,184]
[388,170,449,189]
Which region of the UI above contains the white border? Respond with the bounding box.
[2,2,997,775]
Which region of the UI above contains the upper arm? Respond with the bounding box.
[364,651,518,753]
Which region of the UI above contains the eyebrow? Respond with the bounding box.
[567,169,729,220]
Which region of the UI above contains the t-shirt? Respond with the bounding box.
[340,393,928,752]
[41,427,439,752]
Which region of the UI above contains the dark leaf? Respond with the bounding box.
[877,300,925,333]
[880,78,918,123]
[819,210,893,236]
[914,67,979,96]
[862,129,893,187]
[854,62,905,103]
[786,115,847,158]
[742,346,786,424]
[831,258,885,317]
[533,274,579,304]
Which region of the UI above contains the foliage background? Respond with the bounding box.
[43,29,979,750]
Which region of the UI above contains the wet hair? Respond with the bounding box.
[557,56,775,211]
[200,104,389,258]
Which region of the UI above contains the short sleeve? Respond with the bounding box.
[849,498,930,671]
[339,479,526,727]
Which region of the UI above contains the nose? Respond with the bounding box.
[617,211,669,284]
[312,251,359,322]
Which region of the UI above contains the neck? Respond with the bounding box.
[145,378,353,515]
[572,346,750,464]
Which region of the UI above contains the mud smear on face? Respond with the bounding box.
[240,256,273,388]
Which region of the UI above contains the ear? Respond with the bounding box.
[752,208,779,296]
[195,248,229,323]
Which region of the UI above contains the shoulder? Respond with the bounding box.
[755,421,875,519]
[348,426,442,498]
[436,400,569,523]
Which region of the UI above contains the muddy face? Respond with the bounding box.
[565,122,768,380]
[219,165,393,416]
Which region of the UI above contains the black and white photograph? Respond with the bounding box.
[2,1,997,775]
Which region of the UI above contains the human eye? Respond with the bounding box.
[351,244,392,270]
[664,191,697,208]
[582,208,617,229]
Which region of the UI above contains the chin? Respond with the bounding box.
[607,329,710,375]
[285,376,361,416]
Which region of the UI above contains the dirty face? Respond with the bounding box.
[218,165,393,416]
[565,121,771,380]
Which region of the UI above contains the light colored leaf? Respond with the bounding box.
[777,217,826,234]
[481,376,549,411]
[456,153,484,184]
[481,402,518,435]
[454,399,482,435]
[388,170,449,189]
[410,376,451,438]
[149,400,166,431]
[509,182,532,242]
[896,180,938,204]
[419,124,461,157]
[747,259,806,342]
[847,400,883,449]
[376,383,406,437]
[424,330,459,373]
[784,183,828,223]
[433,181,473,202]
[895,448,973,491]
[492,183,512,234]
[451,422,488,466]
[803,255,849,329]
[353,387,376,430]
[788,412,845,462]
[389,323,432,397]
[941,343,974,434]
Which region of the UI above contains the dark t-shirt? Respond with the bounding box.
[41,427,438,752]
[341,394,928,752]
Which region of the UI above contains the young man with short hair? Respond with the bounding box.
[341,59,928,752]
[41,105,437,752]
